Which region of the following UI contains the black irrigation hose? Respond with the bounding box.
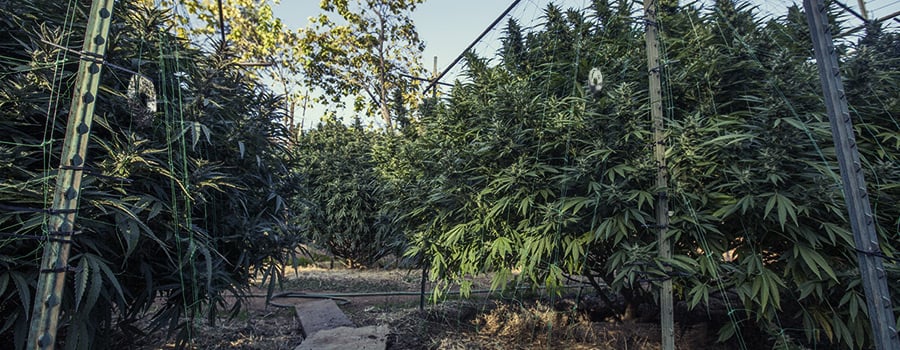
[249,284,594,307]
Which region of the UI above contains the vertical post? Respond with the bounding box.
[803,0,899,349]
[432,56,438,100]
[856,0,869,20]
[419,264,427,311]
[217,0,227,44]
[289,101,295,127]
[419,56,439,313]
[27,1,116,349]
[643,0,674,349]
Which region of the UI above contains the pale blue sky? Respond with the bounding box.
[271,0,897,127]
[273,0,896,77]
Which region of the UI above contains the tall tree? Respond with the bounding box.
[299,0,426,130]
[149,0,304,122]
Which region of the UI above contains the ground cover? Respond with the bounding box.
[135,265,748,349]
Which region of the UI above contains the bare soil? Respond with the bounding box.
[136,266,739,349]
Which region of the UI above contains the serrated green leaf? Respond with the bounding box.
[763,193,777,220]
[74,259,90,312]
[10,272,31,314]
[0,273,8,297]
[717,322,737,342]
[795,243,822,279]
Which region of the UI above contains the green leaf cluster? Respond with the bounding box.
[293,117,403,267]
[0,1,300,348]
[378,1,900,348]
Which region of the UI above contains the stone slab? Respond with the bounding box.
[294,299,354,337]
[294,325,389,350]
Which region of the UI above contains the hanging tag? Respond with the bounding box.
[127,74,156,128]
[588,67,603,95]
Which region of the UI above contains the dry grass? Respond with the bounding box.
[385,300,663,350]
[280,266,421,292]
[132,306,302,350]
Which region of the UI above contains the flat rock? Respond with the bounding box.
[294,299,354,337]
[294,325,389,350]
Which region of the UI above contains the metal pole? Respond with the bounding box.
[419,264,427,311]
[643,0,673,349]
[26,1,115,349]
[803,0,899,349]
[418,56,438,313]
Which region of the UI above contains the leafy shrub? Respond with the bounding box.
[0,1,299,348]
[384,1,900,348]
[294,117,404,267]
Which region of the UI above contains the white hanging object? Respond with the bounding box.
[588,67,603,95]
[127,74,156,128]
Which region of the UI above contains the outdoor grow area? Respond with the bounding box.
[1,0,898,349]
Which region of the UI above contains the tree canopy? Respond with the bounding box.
[298,0,426,130]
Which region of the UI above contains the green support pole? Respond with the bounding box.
[643,0,674,349]
[26,1,116,349]
[803,0,899,348]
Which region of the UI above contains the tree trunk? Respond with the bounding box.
[376,6,393,131]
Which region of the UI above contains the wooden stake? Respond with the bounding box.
[857,0,869,20]
[26,1,116,349]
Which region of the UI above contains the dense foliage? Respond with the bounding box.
[378,0,899,348]
[1,0,898,349]
[0,1,298,348]
[294,118,403,267]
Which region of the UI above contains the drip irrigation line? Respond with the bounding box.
[833,0,868,22]
[399,73,452,86]
[841,9,900,36]
[423,0,525,94]
[252,284,594,304]
[40,39,147,78]
[855,249,900,264]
